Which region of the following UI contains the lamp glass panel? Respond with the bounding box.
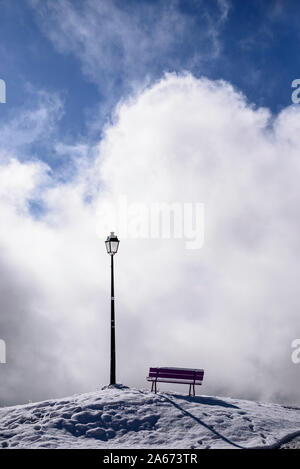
[105,240,111,254]
[110,240,119,253]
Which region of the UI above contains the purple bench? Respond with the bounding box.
[147,367,204,396]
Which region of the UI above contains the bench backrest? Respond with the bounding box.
[148,367,204,383]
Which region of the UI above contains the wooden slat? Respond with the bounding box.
[149,373,203,381]
[147,378,203,385]
[149,370,204,376]
[149,370,203,376]
[149,369,203,379]
[150,367,204,373]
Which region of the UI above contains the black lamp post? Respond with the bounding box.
[105,232,120,385]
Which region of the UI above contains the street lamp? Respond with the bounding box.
[105,232,120,385]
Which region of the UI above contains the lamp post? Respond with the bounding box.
[105,232,120,385]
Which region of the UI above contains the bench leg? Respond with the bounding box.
[151,380,158,393]
[188,384,196,397]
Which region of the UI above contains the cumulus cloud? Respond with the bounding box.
[1,73,300,406]
[96,74,300,404]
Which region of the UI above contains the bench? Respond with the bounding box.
[147,367,204,396]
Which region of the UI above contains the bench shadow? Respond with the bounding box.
[173,394,239,409]
[162,395,245,449]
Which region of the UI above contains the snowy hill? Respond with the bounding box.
[0,385,300,449]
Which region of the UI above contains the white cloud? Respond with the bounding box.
[0,89,63,156]
[94,74,300,403]
[1,73,300,405]
[29,0,229,90]
[0,158,48,210]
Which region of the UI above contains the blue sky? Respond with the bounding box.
[0,0,299,174]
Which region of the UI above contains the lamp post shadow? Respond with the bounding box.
[162,394,245,449]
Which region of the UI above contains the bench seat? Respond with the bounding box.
[147,366,204,396]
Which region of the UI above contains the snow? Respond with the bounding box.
[0,384,299,449]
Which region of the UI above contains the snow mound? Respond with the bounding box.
[0,385,300,449]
